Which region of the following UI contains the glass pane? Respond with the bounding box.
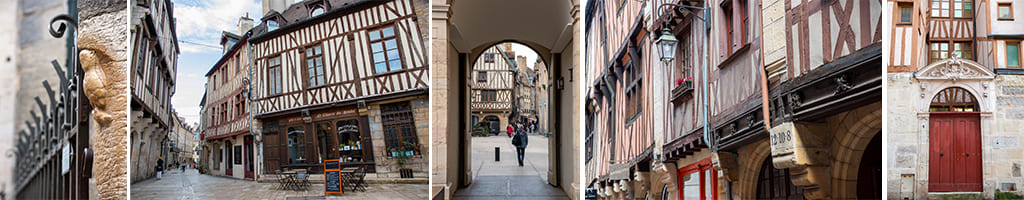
[371,43,383,52]
[373,53,386,62]
[385,39,398,49]
[317,123,333,161]
[387,49,400,59]
[389,60,403,71]
[682,172,700,200]
[901,7,913,23]
[312,8,324,16]
[306,48,312,55]
[1008,44,1020,66]
[704,169,713,200]
[382,26,395,38]
[288,126,306,164]
[375,62,388,73]
[315,45,322,55]
[1000,6,1011,18]
[369,30,381,41]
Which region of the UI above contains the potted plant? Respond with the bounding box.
[675,77,693,89]
[394,142,417,178]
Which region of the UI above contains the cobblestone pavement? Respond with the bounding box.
[131,169,427,200]
[453,135,569,199]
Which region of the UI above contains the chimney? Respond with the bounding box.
[238,14,254,34]
[263,0,290,15]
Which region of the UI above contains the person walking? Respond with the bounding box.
[156,157,164,180]
[511,128,528,167]
[507,124,514,138]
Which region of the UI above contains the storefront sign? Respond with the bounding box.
[314,108,358,120]
[324,159,342,196]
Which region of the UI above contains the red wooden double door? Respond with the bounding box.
[928,112,982,192]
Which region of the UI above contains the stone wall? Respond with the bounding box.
[887,72,1024,198]
[79,0,129,198]
[0,0,20,197]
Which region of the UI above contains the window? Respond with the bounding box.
[484,53,495,63]
[267,19,279,31]
[136,37,148,77]
[1008,41,1020,67]
[236,54,241,73]
[931,0,950,17]
[677,158,717,200]
[953,42,973,59]
[723,3,734,53]
[477,71,487,82]
[268,56,283,95]
[929,87,979,112]
[287,126,306,164]
[311,6,325,16]
[740,0,749,43]
[233,145,242,165]
[999,3,1014,19]
[369,26,402,74]
[899,3,914,24]
[755,158,803,199]
[930,42,950,63]
[305,44,325,87]
[381,102,417,154]
[481,90,498,102]
[336,119,364,162]
[624,59,642,120]
[932,0,973,18]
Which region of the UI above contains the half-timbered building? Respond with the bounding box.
[586,0,882,199]
[250,0,428,178]
[471,43,515,131]
[130,0,180,183]
[886,0,1024,198]
[514,57,539,126]
[201,16,256,180]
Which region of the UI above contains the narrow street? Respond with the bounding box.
[130,169,427,200]
[453,134,569,199]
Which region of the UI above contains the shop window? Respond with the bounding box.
[233,145,242,165]
[756,158,803,199]
[370,25,402,74]
[929,87,979,112]
[336,119,363,162]
[268,56,283,95]
[305,44,325,87]
[381,102,418,154]
[677,158,717,200]
[287,126,307,164]
[999,3,1013,20]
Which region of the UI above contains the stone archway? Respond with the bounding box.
[829,102,882,199]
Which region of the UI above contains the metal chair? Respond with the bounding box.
[351,167,367,192]
[295,171,309,190]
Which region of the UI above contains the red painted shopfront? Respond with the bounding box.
[677,158,717,200]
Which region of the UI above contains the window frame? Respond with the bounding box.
[676,157,718,200]
[898,2,914,25]
[484,53,495,63]
[369,25,404,74]
[303,43,326,88]
[477,71,487,82]
[267,56,283,96]
[381,102,418,156]
[1007,40,1021,68]
[999,2,1014,20]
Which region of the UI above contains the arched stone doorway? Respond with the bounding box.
[430,0,580,198]
[928,87,982,192]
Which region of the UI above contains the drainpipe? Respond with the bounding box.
[246,40,260,181]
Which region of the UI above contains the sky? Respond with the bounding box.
[171,0,263,125]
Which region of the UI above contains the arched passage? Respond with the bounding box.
[430,0,580,198]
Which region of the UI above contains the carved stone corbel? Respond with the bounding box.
[769,122,831,199]
[711,152,739,181]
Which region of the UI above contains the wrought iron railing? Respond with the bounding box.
[9,14,93,199]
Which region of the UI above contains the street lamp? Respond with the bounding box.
[654,2,713,154]
[654,27,677,63]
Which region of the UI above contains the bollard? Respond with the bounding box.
[495,146,500,161]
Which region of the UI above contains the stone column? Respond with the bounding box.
[79,1,129,198]
[429,0,452,199]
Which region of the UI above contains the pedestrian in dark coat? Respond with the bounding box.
[156,157,164,180]
[511,130,528,166]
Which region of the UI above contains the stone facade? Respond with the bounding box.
[129,0,180,184]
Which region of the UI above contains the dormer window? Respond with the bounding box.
[311,6,325,16]
[267,20,279,31]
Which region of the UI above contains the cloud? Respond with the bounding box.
[173,0,263,53]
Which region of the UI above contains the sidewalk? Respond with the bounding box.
[453,135,569,199]
[130,169,427,200]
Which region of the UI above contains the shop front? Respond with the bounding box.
[261,106,377,173]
